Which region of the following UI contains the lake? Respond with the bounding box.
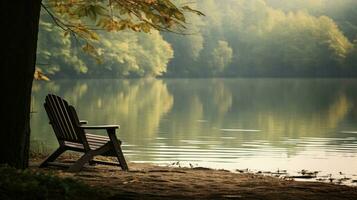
[31,78,357,178]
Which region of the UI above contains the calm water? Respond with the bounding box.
[31,79,357,177]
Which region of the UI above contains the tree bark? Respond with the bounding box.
[0,1,42,168]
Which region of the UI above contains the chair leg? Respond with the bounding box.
[113,145,129,171]
[39,146,66,168]
[108,132,129,171]
[68,151,94,172]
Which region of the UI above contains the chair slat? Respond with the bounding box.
[51,95,75,141]
[46,94,80,142]
[47,95,68,140]
[68,105,90,150]
[57,96,78,141]
[46,97,67,140]
[44,103,64,141]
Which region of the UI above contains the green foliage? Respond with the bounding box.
[37,14,173,78]
[0,166,104,200]
[266,0,325,13]
[37,0,357,78]
[38,0,202,71]
[90,30,173,77]
[245,12,353,76]
[37,19,88,76]
[209,40,233,74]
[164,0,357,77]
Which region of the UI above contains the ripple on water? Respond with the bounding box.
[220,129,261,132]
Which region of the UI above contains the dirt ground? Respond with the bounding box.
[29,155,357,200]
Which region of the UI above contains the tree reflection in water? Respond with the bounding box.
[31,79,357,173]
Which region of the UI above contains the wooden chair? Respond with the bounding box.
[40,94,129,172]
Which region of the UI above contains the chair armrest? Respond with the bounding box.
[80,125,120,138]
[79,120,88,125]
[80,125,119,130]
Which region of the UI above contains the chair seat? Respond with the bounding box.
[64,133,121,150]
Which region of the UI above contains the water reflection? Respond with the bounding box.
[31,79,357,175]
[32,79,173,147]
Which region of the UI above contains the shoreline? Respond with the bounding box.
[27,154,357,200]
[30,151,357,186]
[137,161,357,186]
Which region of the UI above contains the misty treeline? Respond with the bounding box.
[37,0,357,78]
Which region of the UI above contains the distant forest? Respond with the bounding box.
[37,0,357,78]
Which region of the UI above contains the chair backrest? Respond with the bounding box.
[44,94,83,143]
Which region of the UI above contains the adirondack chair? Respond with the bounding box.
[40,94,129,172]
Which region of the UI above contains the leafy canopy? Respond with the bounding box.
[42,0,203,56]
[37,15,174,78]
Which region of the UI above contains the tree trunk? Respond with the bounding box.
[0,1,42,168]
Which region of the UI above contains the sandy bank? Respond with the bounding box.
[29,154,357,200]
